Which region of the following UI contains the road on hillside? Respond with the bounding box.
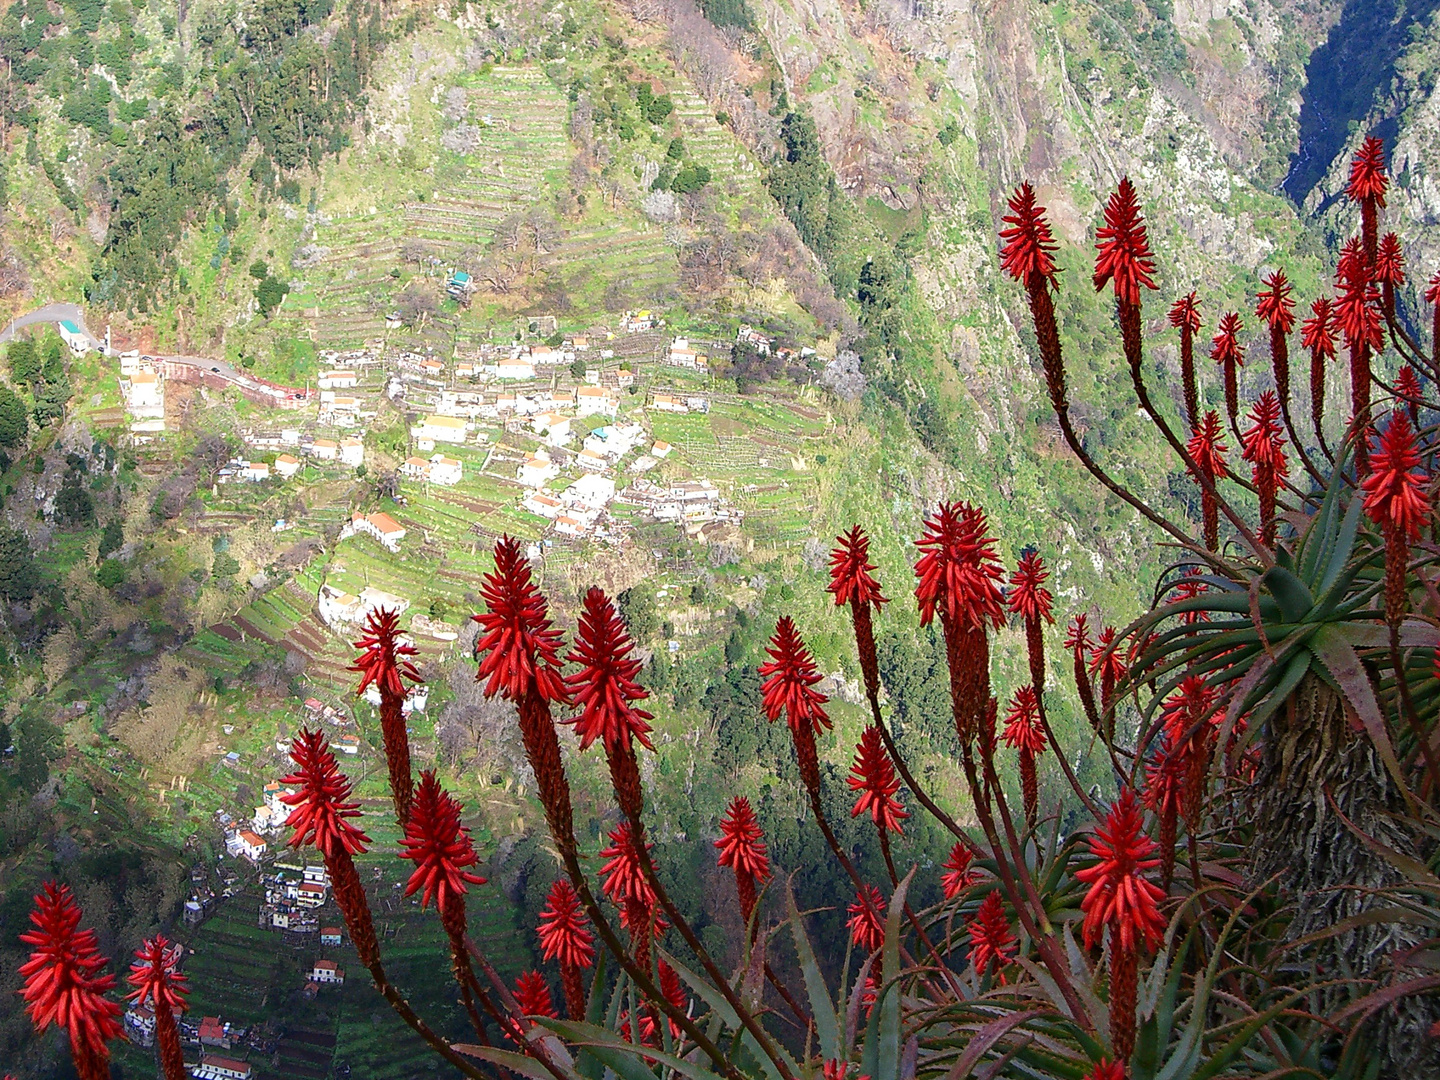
[0,303,103,350]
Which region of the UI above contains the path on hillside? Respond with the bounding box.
[0,302,103,349]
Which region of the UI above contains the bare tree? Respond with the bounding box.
[396,283,440,328]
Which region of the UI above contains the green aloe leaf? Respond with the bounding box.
[786,878,840,1061]
[1307,624,1412,796]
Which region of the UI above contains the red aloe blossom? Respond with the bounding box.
[514,971,558,1020]
[967,891,1018,980]
[1094,178,1159,384]
[1169,292,1203,426]
[399,771,486,954]
[1347,135,1388,265]
[1240,392,1289,546]
[474,538,577,869]
[1065,614,1102,732]
[1187,411,1229,551]
[1000,184,1068,409]
[281,731,380,969]
[1210,312,1245,430]
[1376,232,1405,319]
[1083,1060,1126,1080]
[1256,269,1297,409]
[847,885,886,953]
[19,883,122,1080]
[658,960,690,1041]
[829,526,889,701]
[1397,365,1423,428]
[1335,265,1384,475]
[759,616,831,797]
[1162,675,1219,835]
[716,795,771,925]
[1142,730,1188,889]
[600,823,664,965]
[915,501,1005,743]
[941,843,977,899]
[1427,273,1440,367]
[537,879,594,1019]
[126,936,188,1080]
[1002,687,1046,826]
[1362,410,1431,624]
[1302,297,1338,439]
[1076,789,1167,1063]
[848,726,908,835]
[1087,627,1127,716]
[1008,549,1054,693]
[565,586,654,819]
[352,606,421,823]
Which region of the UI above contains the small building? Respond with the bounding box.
[667,337,705,369]
[617,368,634,388]
[58,319,92,355]
[446,269,473,299]
[318,370,358,389]
[274,454,302,479]
[529,344,557,366]
[494,358,536,380]
[651,441,672,459]
[320,927,343,946]
[349,512,407,552]
[296,881,328,907]
[532,413,571,443]
[335,734,360,756]
[554,515,586,538]
[523,492,564,519]
[235,831,267,863]
[198,1016,230,1048]
[416,415,468,444]
[565,473,616,508]
[517,452,559,489]
[428,455,462,486]
[455,362,477,379]
[192,1055,252,1080]
[125,371,164,416]
[240,461,270,483]
[401,456,431,481]
[311,960,345,985]
[576,386,617,417]
[650,394,687,413]
[311,438,339,461]
[575,448,607,472]
[339,438,364,468]
[125,1004,156,1048]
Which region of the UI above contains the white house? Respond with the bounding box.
[339,438,364,467]
[274,454,302,479]
[401,456,431,480]
[651,441,672,459]
[416,415,468,444]
[576,386,617,417]
[235,831,267,863]
[318,370,358,389]
[494,358,535,380]
[565,473,616,508]
[532,413,571,443]
[554,515,586,537]
[428,455,462,486]
[575,449,607,472]
[518,452,559,488]
[241,461,270,483]
[523,492,564,518]
[58,319,92,355]
[650,394,687,413]
[311,960,345,984]
[320,927,343,946]
[667,337,705,369]
[311,438,339,461]
[296,881,328,907]
[529,343,558,366]
[192,1056,253,1080]
[124,371,164,418]
[349,512,407,552]
[455,362,477,379]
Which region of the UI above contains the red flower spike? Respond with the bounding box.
[1241,391,1289,545]
[1335,278,1384,354]
[715,796,771,881]
[514,971,558,1019]
[564,586,654,753]
[1075,789,1166,955]
[1168,293,1201,335]
[1007,550,1054,625]
[19,882,123,1062]
[1170,291,1204,424]
[847,885,886,953]
[1302,298,1338,362]
[1210,311,1245,426]
[1064,613,1094,657]
[941,843,977,900]
[1256,270,1296,335]
[1187,411,1229,483]
[967,891,1018,978]
[1142,728,1188,887]
[1347,135,1389,207]
[281,730,370,858]
[351,606,420,699]
[473,536,567,704]
[1093,177,1159,306]
[1397,365,1422,405]
[537,879,595,970]
[599,822,655,908]
[1002,687,1047,756]
[125,936,187,1012]
[1428,273,1440,307]
[1363,410,1430,543]
[1088,627,1127,710]
[1083,1061,1125,1080]
[758,617,831,735]
[829,526,888,609]
[1000,182,1061,290]
[914,501,1006,631]
[1376,233,1404,286]
[658,960,689,1040]
[399,771,486,915]
[848,726,908,835]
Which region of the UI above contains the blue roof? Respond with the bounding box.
[59,320,80,334]
[450,271,471,284]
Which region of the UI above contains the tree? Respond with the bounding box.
[7,340,38,387]
[256,274,289,317]
[0,385,27,446]
[0,526,37,601]
[98,518,123,557]
[96,558,125,589]
[55,475,96,528]
[616,584,658,640]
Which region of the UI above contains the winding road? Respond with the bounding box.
[0,303,103,350]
